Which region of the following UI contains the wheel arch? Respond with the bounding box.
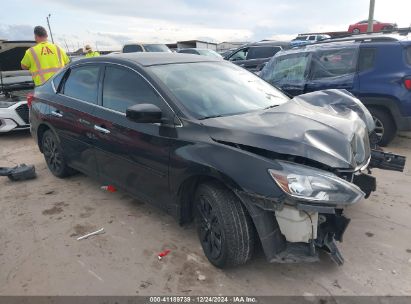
[176,171,243,225]
[36,123,59,153]
[359,96,400,129]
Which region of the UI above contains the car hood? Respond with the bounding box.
[202,89,372,170]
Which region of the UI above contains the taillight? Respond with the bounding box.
[404,78,411,90]
[27,93,34,107]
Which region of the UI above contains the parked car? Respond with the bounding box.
[30,53,405,268]
[122,43,171,53]
[260,34,411,146]
[348,20,397,34]
[177,48,222,59]
[0,40,34,132]
[290,34,331,47]
[224,41,290,73]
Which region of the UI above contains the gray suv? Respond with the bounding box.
[224,41,290,73]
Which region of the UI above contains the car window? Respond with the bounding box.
[309,36,316,41]
[295,36,307,41]
[123,45,143,53]
[61,66,100,104]
[358,48,376,71]
[150,61,289,119]
[102,66,164,113]
[143,44,171,52]
[264,53,310,83]
[228,48,248,61]
[406,46,411,65]
[311,48,357,80]
[246,46,281,60]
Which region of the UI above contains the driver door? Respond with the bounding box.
[91,64,175,208]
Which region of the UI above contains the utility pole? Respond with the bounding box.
[367,0,375,33]
[46,14,55,43]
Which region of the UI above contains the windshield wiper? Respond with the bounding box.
[199,114,225,120]
[264,104,279,110]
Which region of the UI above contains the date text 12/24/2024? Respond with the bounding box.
[148,296,258,303]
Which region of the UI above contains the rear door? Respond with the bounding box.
[91,64,175,207]
[51,64,102,177]
[305,47,359,93]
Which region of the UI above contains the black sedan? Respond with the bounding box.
[29,53,405,267]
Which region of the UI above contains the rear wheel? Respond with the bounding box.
[352,28,360,34]
[195,182,255,268]
[368,107,397,146]
[42,130,76,178]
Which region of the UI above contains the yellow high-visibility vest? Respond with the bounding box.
[21,41,70,86]
[85,51,100,58]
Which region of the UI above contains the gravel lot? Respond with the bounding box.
[1,131,411,296]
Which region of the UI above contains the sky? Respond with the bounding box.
[1,0,410,51]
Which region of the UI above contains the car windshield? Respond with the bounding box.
[149,62,289,119]
[143,44,171,52]
[197,49,222,58]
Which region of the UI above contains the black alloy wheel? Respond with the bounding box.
[197,194,223,260]
[195,182,255,268]
[42,130,75,178]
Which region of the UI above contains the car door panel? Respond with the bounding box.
[48,97,98,177]
[305,47,359,94]
[48,66,102,177]
[91,64,174,208]
[92,111,172,207]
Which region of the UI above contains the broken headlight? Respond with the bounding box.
[269,161,364,205]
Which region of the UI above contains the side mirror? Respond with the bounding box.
[126,103,162,123]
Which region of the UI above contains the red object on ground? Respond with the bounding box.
[158,249,171,259]
[101,185,117,192]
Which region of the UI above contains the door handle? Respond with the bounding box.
[94,125,110,134]
[51,111,63,118]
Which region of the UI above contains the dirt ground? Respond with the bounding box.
[0,131,411,296]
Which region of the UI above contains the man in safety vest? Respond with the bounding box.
[21,26,70,86]
[84,45,100,58]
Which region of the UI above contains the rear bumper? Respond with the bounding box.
[0,101,29,133]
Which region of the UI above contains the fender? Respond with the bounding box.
[359,96,402,126]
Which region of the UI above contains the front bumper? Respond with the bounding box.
[0,101,29,132]
[236,191,355,266]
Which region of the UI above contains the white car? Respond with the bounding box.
[0,71,33,133]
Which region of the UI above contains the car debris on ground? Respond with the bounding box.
[0,164,36,181]
[76,228,105,241]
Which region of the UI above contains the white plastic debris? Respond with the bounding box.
[77,228,105,241]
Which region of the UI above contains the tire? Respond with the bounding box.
[352,28,360,34]
[368,107,397,146]
[194,182,255,268]
[42,129,76,178]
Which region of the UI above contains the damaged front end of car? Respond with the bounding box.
[221,90,407,265]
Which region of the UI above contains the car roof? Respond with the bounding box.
[286,33,411,50]
[79,52,219,67]
[247,40,290,47]
[178,48,214,51]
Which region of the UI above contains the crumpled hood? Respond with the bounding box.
[203,89,372,169]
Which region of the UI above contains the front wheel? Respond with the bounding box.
[195,182,255,268]
[42,129,76,178]
[352,28,360,34]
